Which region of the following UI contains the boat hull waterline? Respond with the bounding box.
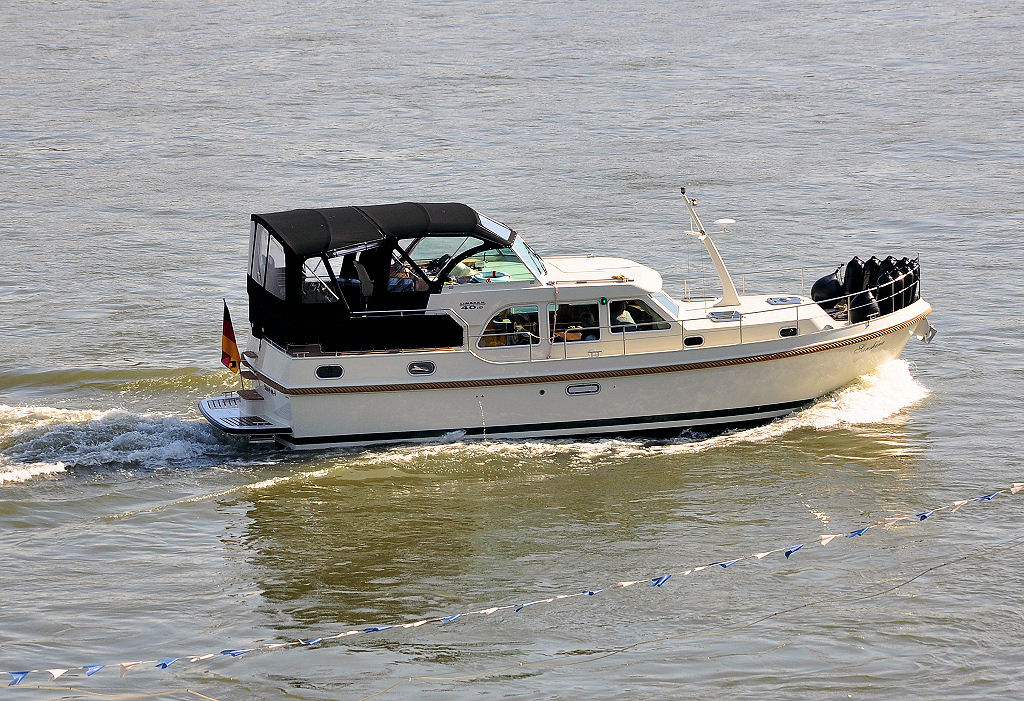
[200,302,932,449]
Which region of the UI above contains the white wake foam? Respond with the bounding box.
[0,404,229,484]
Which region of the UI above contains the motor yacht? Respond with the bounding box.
[199,190,935,448]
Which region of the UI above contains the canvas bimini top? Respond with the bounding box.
[247,201,545,353]
[252,202,513,258]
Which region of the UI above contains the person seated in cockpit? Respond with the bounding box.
[612,301,636,327]
[449,260,476,283]
[388,261,429,292]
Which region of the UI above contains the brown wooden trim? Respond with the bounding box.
[247,310,930,397]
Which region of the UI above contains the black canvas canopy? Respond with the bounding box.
[252,202,508,258]
[246,201,519,353]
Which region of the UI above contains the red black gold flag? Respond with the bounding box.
[221,301,241,374]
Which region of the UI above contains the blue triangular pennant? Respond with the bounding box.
[977,492,998,502]
[917,510,935,521]
[784,544,804,559]
[650,575,672,587]
[362,625,392,633]
[7,672,30,687]
[848,527,870,537]
[440,614,461,623]
[301,638,322,645]
[719,559,740,568]
[220,649,251,657]
[156,658,178,669]
[584,589,602,596]
[83,665,104,676]
[515,601,537,612]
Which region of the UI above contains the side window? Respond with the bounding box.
[250,223,269,286]
[610,299,671,333]
[479,306,540,347]
[302,257,336,303]
[549,302,600,342]
[265,236,287,300]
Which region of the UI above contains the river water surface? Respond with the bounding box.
[2,1,1023,699]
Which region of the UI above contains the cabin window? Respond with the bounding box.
[549,302,600,342]
[779,326,798,338]
[408,361,435,375]
[610,299,672,333]
[684,335,705,347]
[315,365,344,379]
[478,306,540,347]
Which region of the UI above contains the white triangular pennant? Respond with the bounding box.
[951,499,970,513]
[692,565,708,572]
[819,534,840,546]
[401,619,430,628]
[682,569,693,575]
[476,606,501,614]
[188,653,217,663]
[120,661,145,677]
[753,551,772,559]
[1012,483,1023,494]
[616,580,642,587]
[47,669,69,681]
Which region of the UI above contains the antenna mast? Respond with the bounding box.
[681,188,741,308]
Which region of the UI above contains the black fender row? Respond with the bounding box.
[810,256,921,323]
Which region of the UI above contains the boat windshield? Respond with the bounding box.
[650,290,681,319]
[511,236,546,279]
[404,236,540,284]
[405,235,481,273]
[477,214,513,242]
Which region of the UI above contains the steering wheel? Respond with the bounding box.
[426,254,451,274]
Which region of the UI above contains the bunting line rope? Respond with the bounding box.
[5,482,1022,688]
[354,532,1024,701]
[5,687,221,700]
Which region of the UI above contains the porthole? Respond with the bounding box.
[408,361,435,376]
[779,327,798,338]
[684,335,705,347]
[566,383,601,396]
[315,365,344,379]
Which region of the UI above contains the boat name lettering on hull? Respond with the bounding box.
[854,340,885,353]
[459,301,486,310]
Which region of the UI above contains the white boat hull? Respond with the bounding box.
[209,301,932,450]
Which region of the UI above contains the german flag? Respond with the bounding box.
[221,300,241,374]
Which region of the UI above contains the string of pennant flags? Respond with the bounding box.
[6,481,1023,687]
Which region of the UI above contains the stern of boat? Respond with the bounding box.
[198,393,291,444]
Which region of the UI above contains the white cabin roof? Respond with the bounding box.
[540,256,663,292]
